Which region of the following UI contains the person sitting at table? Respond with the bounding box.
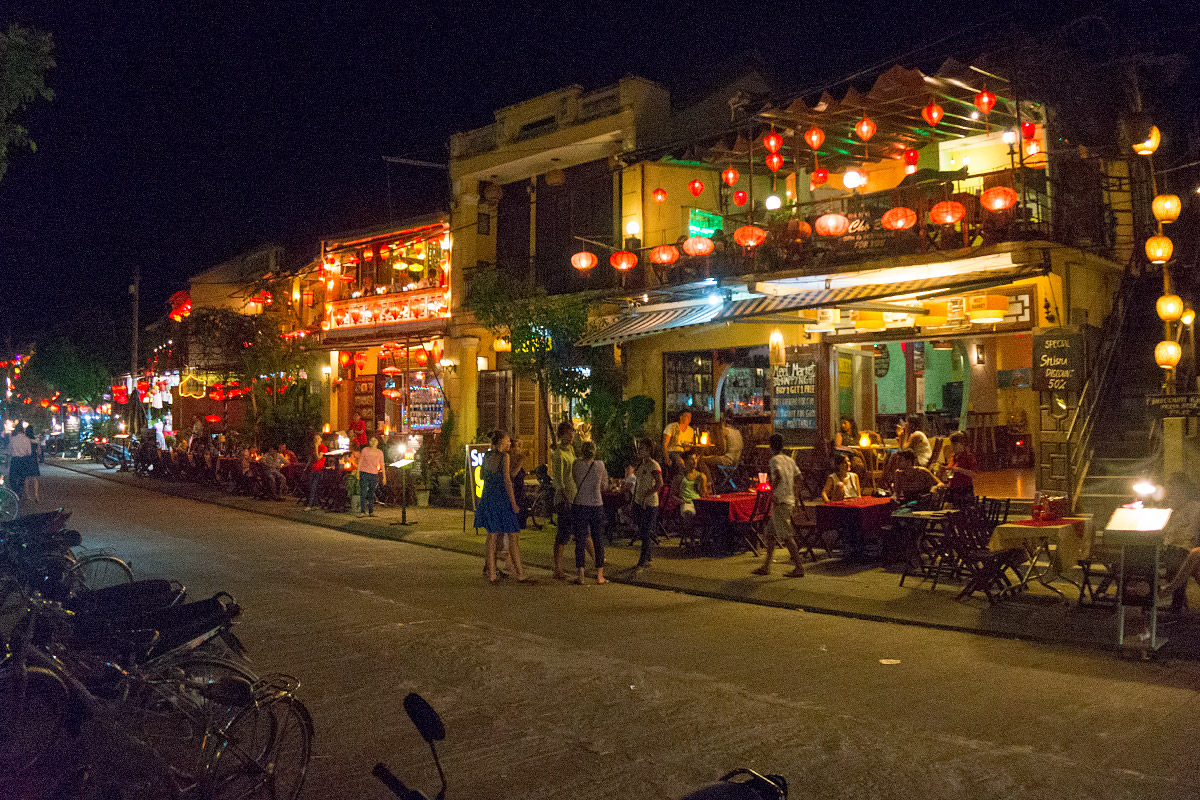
[752,434,806,578]
[900,416,932,467]
[937,432,978,505]
[834,416,860,448]
[702,418,743,485]
[821,452,861,502]
[675,450,709,524]
[263,444,289,499]
[1157,473,1200,609]
[662,410,696,472]
[890,448,942,503]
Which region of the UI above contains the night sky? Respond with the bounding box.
[2,1,1197,362]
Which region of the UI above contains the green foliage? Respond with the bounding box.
[0,24,54,183]
[592,393,655,475]
[21,337,109,403]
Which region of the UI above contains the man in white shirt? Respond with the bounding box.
[662,410,695,471]
[752,434,805,578]
[8,425,32,496]
[551,422,583,579]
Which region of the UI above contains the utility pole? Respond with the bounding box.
[129,265,139,435]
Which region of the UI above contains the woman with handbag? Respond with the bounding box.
[570,439,609,584]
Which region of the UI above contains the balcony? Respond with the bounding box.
[323,288,450,344]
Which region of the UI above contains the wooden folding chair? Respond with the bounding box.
[733,491,772,556]
[945,512,1026,603]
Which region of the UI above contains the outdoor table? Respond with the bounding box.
[816,496,897,561]
[988,516,1094,598]
[891,507,955,584]
[693,491,759,554]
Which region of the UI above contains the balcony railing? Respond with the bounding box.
[326,288,450,333]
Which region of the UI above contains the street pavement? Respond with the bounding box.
[40,465,1200,799]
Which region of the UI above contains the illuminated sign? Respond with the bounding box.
[327,289,450,331]
[465,443,489,512]
[688,209,723,238]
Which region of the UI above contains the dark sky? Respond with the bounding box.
[1,1,1197,356]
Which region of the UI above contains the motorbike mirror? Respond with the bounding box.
[403,693,445,743]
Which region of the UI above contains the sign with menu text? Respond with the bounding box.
[1032,328,1083,393]
[772,348,817,435]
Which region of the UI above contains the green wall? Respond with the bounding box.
[876,342,906,414]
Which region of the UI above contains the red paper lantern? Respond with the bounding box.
[378,245,390,260]
[1020,121,1037,140]
[721,167,739,186]
[39,398,49,408]
[571,251,598,271]
[811,168,829,186]
[414,349,428,367]
[854,116,877,142]
[732,190,748,207]
[649,245,680,265]
[804,127,824,150]
[681,237,715,257]
[610,251,638,271]
[789,219,813,240]
[765,153,784,173]
[382,365,402,376]
[49,404,60,413]
[980,186,1019,212]
[733,225,767,248]
[431,340,444,363]
[688,179,704,197]
[338,351,352,367]
[930,200,966,225]
[903,148,920,167]
[362,248,374,262]
[922,101,944,127]
[974,87,997,116]
[814,213,850,237]
[205,414,222,424]
[881,207,918,231]
[382,389,402,400]
[353,352,367,371]
[652,187,668,204]
[763,130,783,154]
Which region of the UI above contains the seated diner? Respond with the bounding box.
[822,452,861,502]
[890,448,943,503]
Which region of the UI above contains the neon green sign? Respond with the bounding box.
[688,209,723,238]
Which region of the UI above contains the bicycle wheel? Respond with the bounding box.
[0,486,19,523]
[68,555,133,593]
[0,665,69,777]
[205,700,279,799]
[261,696,313,800]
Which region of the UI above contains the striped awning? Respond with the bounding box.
[579,262,1046,346]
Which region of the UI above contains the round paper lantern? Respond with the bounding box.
[814,213,850,237]
[842,169,866,190]
[338,351,352,367]
[763,130,783,154]
[1157,294,1184,321]
[789,219,813,240]
[881,207,917,231]
[1020,121,1037,140]
[649,245,680,265]
[652,187,668,204]
[571,251,598,271]
[732,190,748,207]
[688,179,704,197]
[764,194,782,210]
[980,186,1019,212]
[1146,235,1173,264]
[610,251,638,271]
[379,245,390,261]
[974,88,997,116]
[1153,194,1181,224]
[205,414,222,424]
[414,350,428,367]
[721,167,739,186]
[1133,125,1161,156]
[382,388,402,400]
[39,398,49,408]
[681,237,715,257]
[811,167,829,186]
[1155,340,1182,369]
[968,295,1009,323]
[902,148,920,173]
[804,127,825,150]
[733,225,767,248]
[362,248,374,262]
[922,101,944,127]
[765,152,784,173]
[930,200,966,225]
[854,116,877,142]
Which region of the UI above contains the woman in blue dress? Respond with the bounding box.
[474,430,533,583]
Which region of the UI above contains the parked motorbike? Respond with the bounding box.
[373,693,787,800]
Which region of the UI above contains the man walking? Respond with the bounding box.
[550,421,578,580]
[752,434,805,578]
[633,438,663,570]
[7,424,32,497]
[357,436,386,517]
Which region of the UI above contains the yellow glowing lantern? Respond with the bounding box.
[1146,235,1173,264]
[1152,194,1181,224]
[1157,294,1184,321]
[968,295,1009,323]
[855,310,885,330]
[1183,308,1196,326]
[921,301,948,328]
[858,434,871,447]
[1155,340,1182,369]
[769,329,785,366]
[493,337,512,353]
[1133,125,1161,156]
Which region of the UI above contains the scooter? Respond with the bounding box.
[373,693,788,799]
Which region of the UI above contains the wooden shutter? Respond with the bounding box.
[477,370,512,436]
[514,377,538,440]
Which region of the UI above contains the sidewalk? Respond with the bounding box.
[50,459,1200,658]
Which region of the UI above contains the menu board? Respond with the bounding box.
[1146,393,1200,418]
[771,347,818,437]
[1032,328,1084,392]
[353,376,378,433]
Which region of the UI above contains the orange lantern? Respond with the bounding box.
[39,398,49,408]
[414,349,428,367]
[732,190,748,207]
[814,213,850,237]
[980,186,1018,212]
[681,237,715,257]
[922,101,944,127]
[804,127,824,150]
[763,130,783,153]
[688,179,704,197]
[382,388,402,400]
[649,245,680,265]
[1146,235,1173,264]
[765,152,784,173]
[929,201,966,225]
[610,251,638,271]
[789,219,813,240]
[733,225,767,248]
[353,351,367,371]
[811,167,829,186]
[721,167,739,186]
[652,187,667,204]
[338,351,352,368]
[881,207,918,231]
[571,251,598,271]
[854,116,876,141]
[974,87,997,116]
[205,414,222,424]
[381,365,402,376]
[362,248,374,262]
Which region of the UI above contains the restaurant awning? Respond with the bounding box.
[578,260,1047,347]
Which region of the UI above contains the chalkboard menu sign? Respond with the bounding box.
[771,347,818,438]
[1032,328,1084,393]
[1146,393,1200,418]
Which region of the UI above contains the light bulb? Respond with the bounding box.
[624,219,640,237]
[764,195,782,210]
[1002,130,1017,145]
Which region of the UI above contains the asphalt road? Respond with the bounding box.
[46,465,1200,800]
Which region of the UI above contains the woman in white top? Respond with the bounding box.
[822,452,861,502]
[570,440,609,584]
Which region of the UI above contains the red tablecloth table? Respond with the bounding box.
[693,492,758,523]
[815,496,898,560]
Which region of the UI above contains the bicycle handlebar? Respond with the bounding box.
[372,763,428,800]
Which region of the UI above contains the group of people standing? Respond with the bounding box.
[6,424,42,502]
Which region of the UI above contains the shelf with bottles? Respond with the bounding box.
[664,351,714,419]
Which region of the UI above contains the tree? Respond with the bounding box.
[20,337,109,404]
[0,24,54,184]
[465,268,593,446]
